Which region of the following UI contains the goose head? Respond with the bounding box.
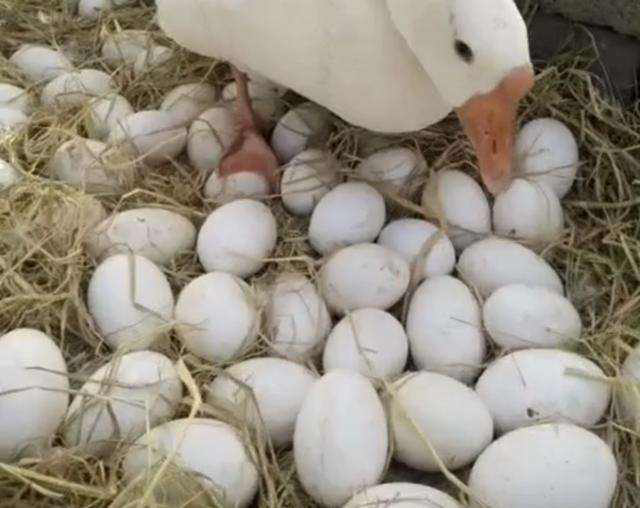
[387,0,534,193]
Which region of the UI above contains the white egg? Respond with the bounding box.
[79,0,137,19]
[0,83,34,115]
[88,208,196,265]
[206,357,317,446]
[204,171,270,204]
[0,328,69,462]
[469,423,617,508]
[483,284,581,350]
[41,69,116,108]
[475,349,610,434]
[109,110,187,166]
[160,83,218,127]
[406,275,485,384]
[0,158,23,190]
[223,81,283,126]
[377,218,455,281]
[87,254,174,350]
[196,199,277,278]
[457,237,564,298]
[175,272,259,363]
[132,45,174,77]
[309,182,386,255]
[271,102,332,163]
[421,169,491,251]
[320,243,410,316]
[280,148,340,216]
[323,308,408,379]
[620,345,640,428]
[390,371,493,472]
[122,418,259,508]
[294,370,388,506]
[9,44,74,82]
[243,69,288,97]
[344,483,462,508]
[0,107,28,135]
[515,118,579,198]
[187,105,238,174]
[494,179,564,245]
[101,30,153,66]
[50,136,134,192]
[265,273,332,360]
[63,351,182,457]
[355,147,426,193]
[84,93,134,140]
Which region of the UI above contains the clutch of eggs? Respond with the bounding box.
[2,34,621,508]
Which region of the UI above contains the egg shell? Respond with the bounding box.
[483,284,581,350]
[175,272,259,363]
[323,308,408,380]
[206,357,317,446]
[406,275,485,384]
[109,110,187,166]
[620,345,640,428]
[0,83,34,115]
[160,83,218,127]
[265,272,332,360]
[63,351,182,457]
[309,182,386,255]
[50,136,134,192]
[390,371,493,472]
[187,106,238,174]
[377,218,456,281]
[271,102,332,163]
[88,208,196,265]
[79,0,137,19]
[84,93,134,140]
[101,30,153,66]
[515,118,579,198]
[494,179,564,245]
[457,236,564,298]
[133,45,174,77]
[294,370,388,507]
[0,328,69,462]
[0,107,28,135]
[344,483,462,508]
[421,169,491,251]
[243,69,288,96]
[204,171,270,204]
[223,81,283,126]
[280,148,340,216]
[476,349,610,434]
[320,243,410,316]
[41,69,116,108]
[355,147,426,193]
[122,418,259,508]
[9,44,74,82]
[87,254,174,350]
[0,158,23,190]
[196,198,277,277]
[469,423,617,508]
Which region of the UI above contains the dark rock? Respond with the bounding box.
[526,12,640,105]
[519,0,640,39]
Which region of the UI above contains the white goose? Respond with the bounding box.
[156,0,534,193]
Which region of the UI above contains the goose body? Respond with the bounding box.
[157,0,534,192]
[157,0,451,133]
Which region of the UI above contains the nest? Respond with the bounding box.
[1,1,640,507]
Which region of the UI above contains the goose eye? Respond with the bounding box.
[454,39,474,63]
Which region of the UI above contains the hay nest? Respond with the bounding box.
[1,1,640,507]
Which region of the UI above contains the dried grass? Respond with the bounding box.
[1,0,640,507]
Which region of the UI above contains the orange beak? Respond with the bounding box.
[456,66,535,194]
